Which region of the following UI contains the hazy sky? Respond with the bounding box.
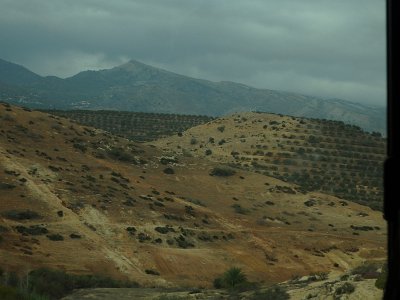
[0,0,386,106]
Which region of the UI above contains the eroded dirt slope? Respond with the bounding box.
[0,103,385,288]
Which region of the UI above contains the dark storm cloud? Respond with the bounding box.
[0,0,386,106]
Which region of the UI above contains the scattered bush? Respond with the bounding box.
[209,166,236,176]
[334,282,355,296]
[126,226,137,234]
[159,156,178,165]
[46,234,64,241]
[145,269,160,276]
[303,199,316,207]
[175,235,194,248]
[0,182,16,190]
[14,225,48,236]
[154,226,174,234]
[107,147,136,163]
[69,233,81,239]
[351,262,379,279]
[3,210,41,221]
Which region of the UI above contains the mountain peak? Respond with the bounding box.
[115,59,152,72]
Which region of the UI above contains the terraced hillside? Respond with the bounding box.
[44,110,214,142]
[152,112,386,211]
[0,103,386,292]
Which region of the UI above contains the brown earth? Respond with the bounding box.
[0,103,386,289]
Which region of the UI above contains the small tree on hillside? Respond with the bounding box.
[222,267,247,288]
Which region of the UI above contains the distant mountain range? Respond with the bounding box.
[0,58,386,134]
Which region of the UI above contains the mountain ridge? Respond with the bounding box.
[0,58,386,134]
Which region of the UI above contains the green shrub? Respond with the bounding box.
[209,166,236,176]
[145,269,160,276]
[351,262,379,278]
[3,210,41,220]
[14,225,48,236]
[46,234,64,241]
[223,267,247,288]
[334,282,355,295]
[107,147,136,163]
[214,267,248,289]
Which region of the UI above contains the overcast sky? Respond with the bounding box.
[0,0,386,106]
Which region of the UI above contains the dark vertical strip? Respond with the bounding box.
[384,0,400,298]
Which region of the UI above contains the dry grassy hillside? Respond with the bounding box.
[0,103,386,290]
[151,112,385,211]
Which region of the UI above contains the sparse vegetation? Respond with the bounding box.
[351,262,380,279]
[145,269,160,276]
[46,234,64,241]
[14,225,48,236]
[106,147,136,163]
[209,166,236,176]
[0,104,386,296]
[217,125,225,132]
[2,210,41,221]
[334,282,355,296]
[214,267,248,289]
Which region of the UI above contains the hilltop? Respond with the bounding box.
[151,112,385,211]
[0,58,386,134]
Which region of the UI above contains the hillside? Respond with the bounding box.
[0,103,386,293]
[0,58,386,134]
[43,110,214,142]
[151,112,386,211]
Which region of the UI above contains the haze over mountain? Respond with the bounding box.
[0,58,385,134]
